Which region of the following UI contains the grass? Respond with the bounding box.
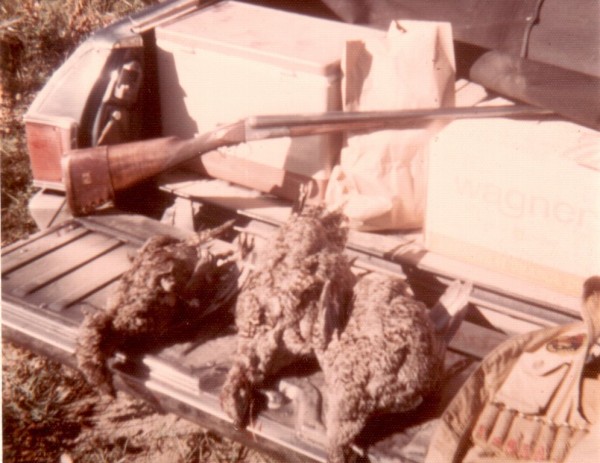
[1,2,280,462]
[2,342,276,463]
[2,344,94,462]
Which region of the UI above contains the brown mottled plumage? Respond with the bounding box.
[220,203,356,428]
[76,221,238,396]
[318,273,446,463]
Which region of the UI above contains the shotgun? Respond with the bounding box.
[62,104,551,215]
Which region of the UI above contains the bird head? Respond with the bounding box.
[220,365,252,429]
[582,275,600,344]
[583,275,600,301]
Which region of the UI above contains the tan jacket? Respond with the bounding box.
[425,322,600,463]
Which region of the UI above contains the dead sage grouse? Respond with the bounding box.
[76,221,240,395]
[318,273,472,463]
[220,200,356,429]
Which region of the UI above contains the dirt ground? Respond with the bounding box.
[2,341,279,463]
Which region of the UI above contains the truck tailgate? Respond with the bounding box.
[1,210,579,462]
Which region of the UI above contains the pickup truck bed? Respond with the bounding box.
[2,178,581,462]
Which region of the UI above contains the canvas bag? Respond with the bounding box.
[324,20,455,231]
[425,288,600,463]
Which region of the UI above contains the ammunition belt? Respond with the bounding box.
[472,402,589,461]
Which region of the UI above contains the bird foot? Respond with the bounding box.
[438,280,473,316]
[236,232,255,260]
[430,280,473,344]
[278,377,328,447]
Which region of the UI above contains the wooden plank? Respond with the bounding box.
[161,177,420,258]
[395,247,582,317]
[1,220,73,256]
[447,320,507,359]
[349,228,423,259]
[2,225,89,274]
[25,245,136,311]
[6,233,124,297]
[80,280,120,310]
[182,180,421,262]
[80,212,195,243]
[160,175,289,213]
[156,171,204,195]
[52,280,122,325]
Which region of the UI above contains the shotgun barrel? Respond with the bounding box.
[62,104,552,215]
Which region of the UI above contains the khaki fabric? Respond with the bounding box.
[425,322,600,463]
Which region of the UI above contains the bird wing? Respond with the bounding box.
[320,279,355,349]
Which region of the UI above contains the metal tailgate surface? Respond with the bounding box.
[0,211,576,462]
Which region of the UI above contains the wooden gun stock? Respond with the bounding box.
[63,122,246,215]
[62,104,550,215]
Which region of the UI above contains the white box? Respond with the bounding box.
[155,1,383,199]
[425,117,600,298]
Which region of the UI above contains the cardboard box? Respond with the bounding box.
[425,117,600,297]
[155,1,383,200]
